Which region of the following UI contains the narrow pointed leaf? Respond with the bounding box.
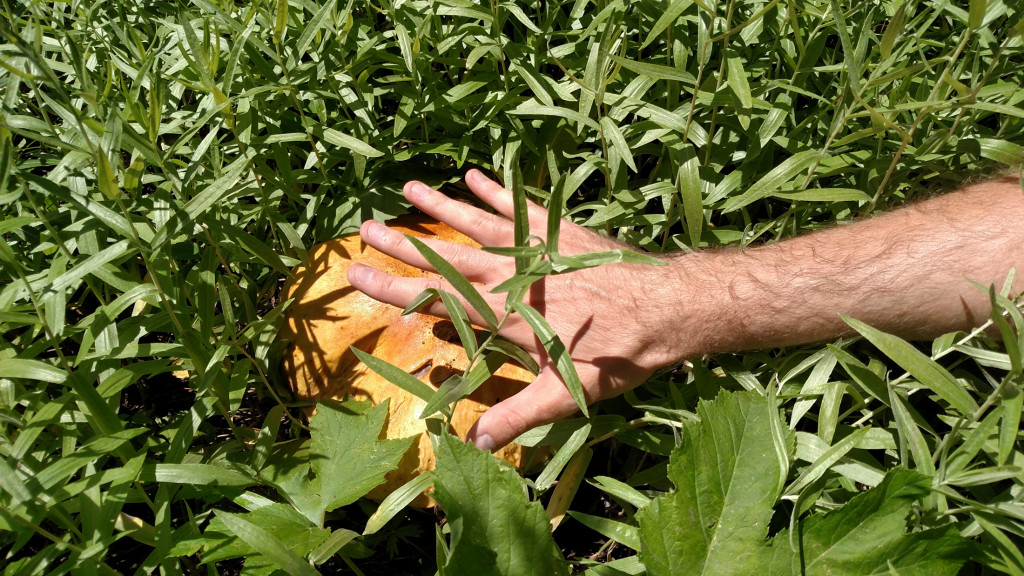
[512,301,588,416]
[406,235,498,329]
[844,316,979,416]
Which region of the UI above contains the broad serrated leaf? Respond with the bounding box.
[310,399,416,514]
[433,432,567,576]
[764,468,973,575]
[637,390,792,575]
[638,391,972,576]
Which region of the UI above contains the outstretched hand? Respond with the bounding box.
[347,170,696,451]
[346,170,1024,450]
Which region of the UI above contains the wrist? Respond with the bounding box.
[641,250,733,368]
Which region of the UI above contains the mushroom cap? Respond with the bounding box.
[280,215,534,506]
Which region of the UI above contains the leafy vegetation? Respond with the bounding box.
[1,0,1023,574]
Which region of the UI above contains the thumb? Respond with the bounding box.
[465,367,581,451]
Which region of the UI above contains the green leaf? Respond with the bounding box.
[310,399,416,513]
[600,117,637,172]
[364,471,434,535]
[512,301,588,417]
[484,338,540,375]
[608,55,697,85]
[204,503,331,563]
[147,464,257,487]
[568,511,641,550]
[95,150,119,200]
[409,288,479,359]
[637,390,792,575]
[351,347,437,403]
[968,0,987,29]
[48,239,131,293]
[252,405,285,471]
[589,476,651,509]
[641,0,692,49]
[880,2,907,61]
[831,345,890,405]
[274,0,289,43]
[999,377,1022,466]
[419,351,510,419]
[677,145,703,247]
[123,158,144,194]
[322,128,385,158]
[182,156,249,223]
[726,56,752,129]
[260,440,324,525]
[976,138,1024,166]
[720,150,825,213]
[0,358,67,384]
[844,316,979,416]
[295,0,341,56]
[535,422,591,491]
[784,427,869,496]
[214,510,322,576]
[406,235,499,329]
[637,391,972,575]
[433,432,568,576]
[771,188,871,202]
[548,249,665,272]
[764,468,973,574]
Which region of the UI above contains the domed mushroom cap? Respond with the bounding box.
[280,215,534,506]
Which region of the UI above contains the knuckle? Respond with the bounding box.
[494,408,530,439]
[422,278,448,294]
[469,212,502,238]
[375,272,395,292]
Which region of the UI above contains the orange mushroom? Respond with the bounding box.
[280,215,535,506]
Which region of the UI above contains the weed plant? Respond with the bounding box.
[1,0,1023,574]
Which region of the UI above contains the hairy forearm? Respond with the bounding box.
[668,176,1024,361]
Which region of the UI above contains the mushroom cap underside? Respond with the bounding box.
[280,215,535,505]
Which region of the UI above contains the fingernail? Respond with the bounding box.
[472,434,495,452]
[407,182,430,200]
[350,264,372,284]
[366,221,385,241]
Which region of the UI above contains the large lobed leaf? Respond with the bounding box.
[637,390,793,575]
[262,399,415,526]
[638,390,972,576]
[432,432,567,576]
[764,469,973,575]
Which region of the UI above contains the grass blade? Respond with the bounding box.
[350,347,436,403]
[512,301,588,416]
[405,235,498,329]
[844,316,979,416]
[216,511,322,576]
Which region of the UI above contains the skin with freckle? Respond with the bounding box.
[279,215,535,506]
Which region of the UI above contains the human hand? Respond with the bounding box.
[347,170,698,450]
